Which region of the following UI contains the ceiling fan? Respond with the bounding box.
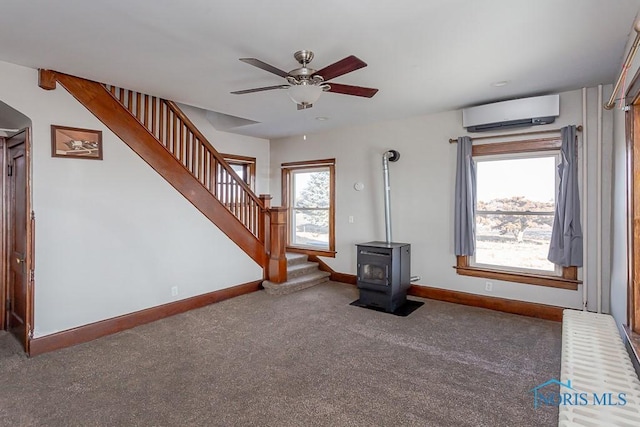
[231,50,378,110]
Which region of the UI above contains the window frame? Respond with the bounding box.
[625,69,640,333]
[454,137,579,290]
[281,158,336,257]
[471,151,562,276]
[221,153,256,190]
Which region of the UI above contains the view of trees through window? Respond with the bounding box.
[474,155,558,273]
[292,169,330,248]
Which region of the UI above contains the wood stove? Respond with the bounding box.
[356,241,410,312]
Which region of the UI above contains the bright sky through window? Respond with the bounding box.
[476,156,556,203]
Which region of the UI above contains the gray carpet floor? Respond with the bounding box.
[0,281,561,426]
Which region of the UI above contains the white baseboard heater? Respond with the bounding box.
[559,310,640,426]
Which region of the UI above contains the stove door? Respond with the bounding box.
[357,251,391,287]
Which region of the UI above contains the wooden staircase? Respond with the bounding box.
[38,69,288,284]
[262,253,330,295]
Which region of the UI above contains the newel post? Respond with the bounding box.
[268,206,287,283]
[258,194,272,248]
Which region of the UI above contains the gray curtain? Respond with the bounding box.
[454,136,476,256]
[548,125,583,266]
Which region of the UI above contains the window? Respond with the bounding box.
[282,159,335,256]
[474,153,559,275]
[455,139,579,290]
[221,153,256,190]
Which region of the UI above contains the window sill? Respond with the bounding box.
[286,246,336,258]
[454,265,580,290]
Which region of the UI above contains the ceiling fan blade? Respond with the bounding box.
[231,85,289,95]
[326,83,378,98]
[239,58,289,78]
[313,55,367,81]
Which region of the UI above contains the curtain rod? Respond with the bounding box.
[448,125,583,144]
[604,20,640,110]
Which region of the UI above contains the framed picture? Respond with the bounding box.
[51,125,103,160]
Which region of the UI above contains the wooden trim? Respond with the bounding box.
[455,256,579,290]
[331,271,357,284]
[28,280,263,357]
[268,207,287,283]
[25,128,34,352]
[327,269,563,321]
[631,99,640,332]
[328,163,335,253]
[45,72,266,266]
[626,68,640,107]
[220,153,256,163]
[562,266,578,280]
[627,64,640,333]
[281,158,335,168]
[623,325,640,378]
[454,266,578,290]
[221,153,256,191]
[629,104,637,331]
[0,137,5,331]
[627,104,634,330]
[307,255,330,271]
[287,247,337,258]
[472,137,561,156]
[408,284,564,322]
[307,255,355,283]
[281,160,335,253]
[281,167,290,246]
[37,69,56,90]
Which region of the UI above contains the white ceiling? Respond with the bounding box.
[0,0,639,139]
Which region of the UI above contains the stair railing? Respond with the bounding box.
[103,84,286,282]
[38,70,287,282]
[104,85,265,240]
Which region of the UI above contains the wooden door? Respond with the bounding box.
[6,131,28,349]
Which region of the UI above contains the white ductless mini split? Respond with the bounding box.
[462,94,560,132]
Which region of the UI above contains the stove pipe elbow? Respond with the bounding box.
[382,150,400,244]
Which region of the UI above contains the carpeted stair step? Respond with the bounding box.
[286,252,308,266]
[287,261,324,280]
[263,270,331,295]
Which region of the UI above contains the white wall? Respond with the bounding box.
[271,87,611,310]
[0,60,268,337]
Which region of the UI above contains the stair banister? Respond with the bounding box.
[38,69,288,283]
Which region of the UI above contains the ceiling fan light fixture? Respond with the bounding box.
[287,84,323,106]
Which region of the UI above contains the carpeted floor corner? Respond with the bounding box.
[0,281,561,426]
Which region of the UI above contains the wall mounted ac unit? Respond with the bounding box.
[462,94,559,132]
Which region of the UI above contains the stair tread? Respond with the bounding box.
[285,252,309,266]
[262,271,330,296]
[288,261,320,272]
[281,270,330,285]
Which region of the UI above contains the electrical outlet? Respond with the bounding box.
[348,215,354,223]
[485,281,493,292]
[171,286,179,297]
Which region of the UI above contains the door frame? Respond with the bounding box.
[1,128,34,353]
